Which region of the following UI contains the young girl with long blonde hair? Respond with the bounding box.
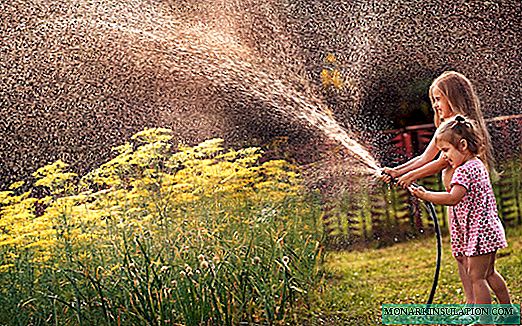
[381,71,496,304]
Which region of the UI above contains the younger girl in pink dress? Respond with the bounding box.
[409,115,511,305]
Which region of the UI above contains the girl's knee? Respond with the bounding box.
[468,263,489,282]
[468,270,487,283]
[468,253,494,279]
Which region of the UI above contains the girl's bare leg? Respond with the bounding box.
[468,253,493,304]
[455,255,474,303]
[485,251,511,304]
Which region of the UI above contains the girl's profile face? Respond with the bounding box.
[437,139,469,168]
[432,87,453,121]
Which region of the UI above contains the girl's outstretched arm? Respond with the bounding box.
[408,184,466,206]
[383,135,440,178]
[396,156,448,188]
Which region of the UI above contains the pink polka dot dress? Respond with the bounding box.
[449,158,507,257]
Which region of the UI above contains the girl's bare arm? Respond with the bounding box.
[381,136,440,182]
[397,156,448,187]
[409,184,466,206]
[393,136,440,176]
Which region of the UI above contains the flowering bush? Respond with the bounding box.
[0,128,323,325]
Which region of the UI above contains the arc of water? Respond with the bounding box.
[80,19,381,174]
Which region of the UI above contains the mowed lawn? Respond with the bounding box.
[305,225,522,325]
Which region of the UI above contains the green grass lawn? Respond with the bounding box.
[305,224,522,325]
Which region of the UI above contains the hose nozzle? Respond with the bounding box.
[380,171,419,188]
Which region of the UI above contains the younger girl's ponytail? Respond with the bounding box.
[436,115,484,158]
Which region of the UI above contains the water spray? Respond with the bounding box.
[382,173,442,305]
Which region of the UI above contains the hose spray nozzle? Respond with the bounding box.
[380,171,419,188]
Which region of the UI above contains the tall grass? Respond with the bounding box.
[0,128,324,325]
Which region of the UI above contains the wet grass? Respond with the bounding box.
[305,224,522,325]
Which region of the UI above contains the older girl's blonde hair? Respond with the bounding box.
[429,71,495,174]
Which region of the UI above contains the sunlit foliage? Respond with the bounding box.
[321,53,344,90]
[0,128,323,325]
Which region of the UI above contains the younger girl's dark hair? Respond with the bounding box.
[436,115,483,157]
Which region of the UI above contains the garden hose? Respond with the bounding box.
[421,198,441,305]
[382,174,442,305]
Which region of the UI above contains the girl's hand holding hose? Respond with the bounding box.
[408,184,427,200]
[379,167,398,183]
[397,172,417,188]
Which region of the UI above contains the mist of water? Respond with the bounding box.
[57,11,381,174]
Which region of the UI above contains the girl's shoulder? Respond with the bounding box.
[456,158,486,175]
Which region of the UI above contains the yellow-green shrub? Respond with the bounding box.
[0,128,322,325]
